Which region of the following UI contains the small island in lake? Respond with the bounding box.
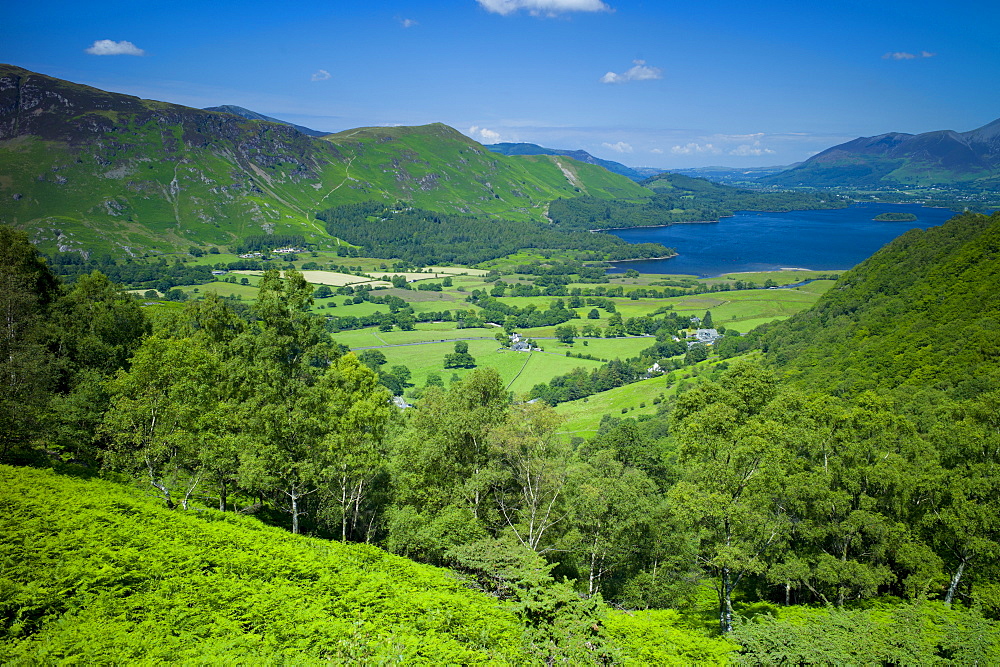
[873,212,918,222]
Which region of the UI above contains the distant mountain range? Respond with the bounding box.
[0,65,648,256]
[202,105,329,137]
[485,142,665,182]
[672,165,797,186]
[764,118,1000,189]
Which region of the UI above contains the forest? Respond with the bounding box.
[2,212,999,663]
[317,202,674,264]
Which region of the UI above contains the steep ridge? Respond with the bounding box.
[203,104,329,137]
[0,65,649,256]
[485,141,664,181]
[765,118,1000,188]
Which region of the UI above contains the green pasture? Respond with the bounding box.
[554,336,655,360]
[554,376,669,439]
[407,298,470,313]
[343,325,499,348]
[178,281,259,300]
[350,338,608,397]
[505,351,607,395]
[331,329,393,349]
[665,285,833,332]
[554,357,730,437]
[325,301,388,317]
[717,270,838,284]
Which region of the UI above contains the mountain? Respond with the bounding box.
[764,118,1000,189]
[203,104,328,137]
[673,164,798,186]
[486,142,665,181]
[0,65,649,256]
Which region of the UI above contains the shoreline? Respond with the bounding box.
[590,218,725,233]
[610,253,679,263]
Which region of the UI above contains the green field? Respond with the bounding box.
[663,284,834,332]
[553,357,732,437]
[545,336,655,360]
[176,280,260,300]
[336,324,498,348]
[135,265,832,411]
[347,337,608,397]
[554,376,669,438]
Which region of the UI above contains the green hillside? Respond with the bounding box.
[0,65,649,257]
[4,206,1000,662]
[757,210,1000,397]
[0,465,527,663]
[321,124,648,219]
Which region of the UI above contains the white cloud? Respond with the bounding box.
[671,143,720,155]
[600,59,662,84]
[468,125,503,143]
[602,141,633,153]
[311,69,331,82]
[650,148,664,154]
[883,50,936,60]
[399,17,418,28]
[729,144,776,156]
[710,132,765,142]
[84,39,145,56]
[477,0,610,17]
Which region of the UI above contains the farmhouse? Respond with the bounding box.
[510,332,535,352]
[688,328,723,346]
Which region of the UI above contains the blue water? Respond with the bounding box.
[607,203,959,277]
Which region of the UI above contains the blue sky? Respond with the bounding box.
[4,0,998,168]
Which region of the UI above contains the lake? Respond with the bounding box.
[607,203,959,277]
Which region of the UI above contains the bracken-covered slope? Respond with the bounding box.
[0,65,649,257]
[0,465,526,663]
[764,118,1000,189]
[759,210,1000,397]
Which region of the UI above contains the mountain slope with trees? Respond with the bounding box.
[548,172,846,231]
[757,210,1000,397]
[3,211,1000,661]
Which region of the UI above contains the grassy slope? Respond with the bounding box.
[0,465,738,663]
[321,125,649,224]
[553,358,730,437]
[0,465,525,664]
[0,66,650,257]
[555,375,670,438]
